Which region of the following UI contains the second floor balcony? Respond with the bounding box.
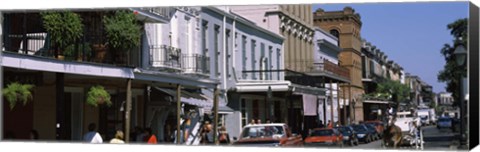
[148,44,210,75]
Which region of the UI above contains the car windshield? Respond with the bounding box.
[241,126,285,139]
[336,127,351,134]
[310,129,334,136]
[352,125,367,132]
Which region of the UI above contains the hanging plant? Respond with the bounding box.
[86,85,112,107]
[2,82,34,110]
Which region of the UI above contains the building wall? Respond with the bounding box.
[313,7,365,122]
[230,5,315,73]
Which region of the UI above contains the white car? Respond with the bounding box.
[394,111,414,133]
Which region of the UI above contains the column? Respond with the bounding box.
[349,84,353,124]
[213,86,219,144]
[337,83,341,125]
[330,80,334,124]
[176,84,181,144]
[125,79,132,142]
[343,84,347,125]
[56,73,65,140]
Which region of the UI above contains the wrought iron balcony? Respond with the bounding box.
[285,60,350,82]
[149,45,182,70]
[183,54,210,75]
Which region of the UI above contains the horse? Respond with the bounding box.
[382,116,403,149]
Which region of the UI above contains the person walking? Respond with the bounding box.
[144,128,157,144]
[218,126,230,145]
[110,130,125,144]
[327,120,333,129]
[83,123,103,143]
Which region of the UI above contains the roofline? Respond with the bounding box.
[205,6,285,41]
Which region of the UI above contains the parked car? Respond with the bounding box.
[364,123,380,141]
[304,128,344,147]
[364,120,384,138]
[232,123,303,147]
[437,117,453,129]
[351,124,373,143]
[335,126,359,146]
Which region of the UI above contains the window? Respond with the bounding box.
[269,46,273,80]
[214,25,220,77]
[330,29,340,46]
[226,29,231,78]
[277,48,281,80]
[260,43,266,80]
[202,20,209,72]
[242,36,247,79]
[251,40,256,80]
[241,99,246,127]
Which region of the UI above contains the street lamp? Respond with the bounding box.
[453,44,467,149]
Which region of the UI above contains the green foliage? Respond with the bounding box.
[86,85,112,107]
[3,82,34,110]
[64,43,92,60]
[41,11,84,51]
[437,18,468,106]
[364,79,410,103]
[103,10,141,51]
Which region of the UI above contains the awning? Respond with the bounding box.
[363,100,395,104]
[218,105,235,114]
[153,87,212,107]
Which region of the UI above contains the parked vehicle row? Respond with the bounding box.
[232,122,385,148]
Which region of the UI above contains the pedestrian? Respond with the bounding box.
[250,119,256,125]
[256,119,262,124]
[83,123,103,143]
[266,119,271,124]
[144,128,157,144]
[218,126,230,145]
[318,120,324,128]
[205,123,215,144]
[29,129,39,140]
[173,125,185,144]
[110,130,125,144]
[327,120,333,129]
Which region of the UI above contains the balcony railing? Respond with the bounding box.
[285,60,350,81]
[150,45,182,69]
[183,54,210,75]
[139,7,175,20]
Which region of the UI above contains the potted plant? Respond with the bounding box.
[64,42,92,61]
[86,85,112,107]
[2,82,34,110]
[103,10,142,65]
[41,11,84,60]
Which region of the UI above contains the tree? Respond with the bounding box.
[363,79,410,103]
[437,18,468,107]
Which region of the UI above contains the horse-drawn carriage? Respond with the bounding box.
[381,111,423,149]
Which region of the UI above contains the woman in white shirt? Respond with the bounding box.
[110,130,125,144]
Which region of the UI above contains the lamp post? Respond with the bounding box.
[453,44,467,149]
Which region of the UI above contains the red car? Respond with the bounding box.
[304,128,344,147]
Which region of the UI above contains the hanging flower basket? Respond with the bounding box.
[86,85,112,107]
[2,82,34,110]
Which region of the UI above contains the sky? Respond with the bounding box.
[312,2,469,93]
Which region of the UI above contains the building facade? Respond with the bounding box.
[313,7,365,123]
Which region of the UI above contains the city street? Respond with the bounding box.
[337,125,459,150]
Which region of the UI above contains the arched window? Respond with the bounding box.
[330,29,339,38]
[330,29,340,46]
